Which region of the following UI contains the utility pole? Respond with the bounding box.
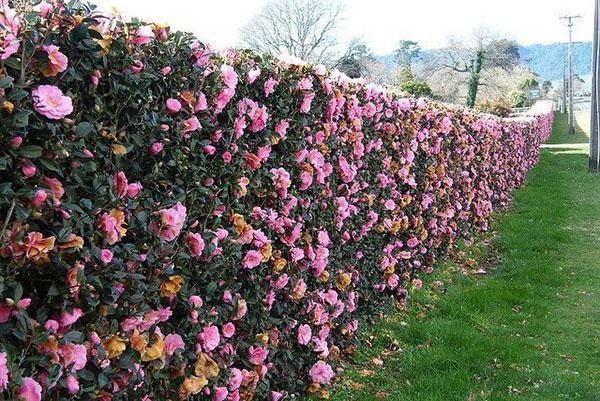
[590,0,600,172]
[560,15,581,135]
[561,69,567,113]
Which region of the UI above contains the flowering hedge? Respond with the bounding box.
[0,2,553,401]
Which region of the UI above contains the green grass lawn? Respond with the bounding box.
[545,110,590,144]
[325,113,600,400]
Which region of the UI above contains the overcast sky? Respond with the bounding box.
[92,0,594,54]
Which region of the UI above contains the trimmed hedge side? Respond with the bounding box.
[0,2,552,400]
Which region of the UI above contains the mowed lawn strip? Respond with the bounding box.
[325,112,600,401]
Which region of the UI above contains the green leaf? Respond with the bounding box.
[0,75,13,88]
[18,145,43,159]
[74,122,94,137]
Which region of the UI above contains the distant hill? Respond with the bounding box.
[375,42,592,83]
[519,42,592,81]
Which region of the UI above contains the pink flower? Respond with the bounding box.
[59,343,87,371]
[65,375,79,395]
[10,136,23,148]
[166,98,182,114]
[271,391,285,401]
[189,295,203,308]
[32,85,73,120]
[149,202,187,241]
[264,78,279,97]
[20,159,36,178]
[198,325,220,352]
[249,106,269,132]
[247,68,261,83]
[161,65,172,75]
[203,145,216,155]
[100,249,113,264]
[309,361,334,384]
[59,308,83,327]
[31,189,47,207]
[213,387,228,401]
[242,250,262,269]
[40,45,68,77]
[113,171,128,198]
[150,142,163,155]
[275,120,289,138]
[300,92,315,113]
[222,151,232,164]
[0,34,20,60]
[164,333,185,355]
[90,70,101,86]
[299,171,313,191]
[407,237,419,248]
[131,25,154,45]
[186,232,205,258]
[384,199,396,210]
[16,298,31,309]
[248,346,268,365]
[0,352,8,391]
[221,64,238,88]
[127,183,142,198]
[181,116,201,137]
[297,324,312,345]
[195,92,208,111]
[222,322,235,338]
[17,377,42,401]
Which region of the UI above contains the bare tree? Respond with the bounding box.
[240,0,343,64]
[423,30,520,107]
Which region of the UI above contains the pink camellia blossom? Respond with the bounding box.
[18,377,42,401]
[90,70,101,86]
[0,352,8,390]
[300,92,315,113]
[248,346,269,365]
[44,319,59,333]
[189,295,203,308]
[32,85,73,120]
[100,249,113,264]
[0,34,20,60]
[297,324,312,345]
[198,325,220,352]
[271,391,285,401]
[263,78,279,97]
[113,171,128,198]
[65,375,79,395]
[249,106,269,132]
[247,68,261,83]
[309,361,334,384]
[275,120,289,138]
[242,250,262,269]
[180,116,201,137]
[149,202,187,241]
[59,308,83,327]
[59,343,87,371]
[407,237,419,248]
[212,387,228,401]
[222,322,235,338]
[164,333,185,355]
[127,183,142,198]
[221,64,238,88]
[384,199,396,211]
[166,98,182,114]
[16,298,31,309]
[10,136,23,148]
[195,92,208,111]
[186,232,205,258]
[222,151,232,164]
[131,25,154,45]
[161,65,172,75]
[298,171,313,191]
[150,142,163,155]
[40,45,68,77]
[203,145,216,155]
[32,189,47,207]
[20,159,36,178]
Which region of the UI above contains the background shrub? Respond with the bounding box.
[0,2,552,400]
